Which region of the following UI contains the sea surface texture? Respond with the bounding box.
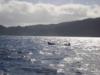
[0,36,100,75]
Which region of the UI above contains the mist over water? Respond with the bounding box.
[0,36,100,75]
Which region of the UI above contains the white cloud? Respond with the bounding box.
[0,0,100,26]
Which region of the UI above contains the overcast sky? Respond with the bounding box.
[0,0,100,26]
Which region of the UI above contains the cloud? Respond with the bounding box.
[0,0,100,26]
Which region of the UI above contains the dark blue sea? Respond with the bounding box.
[0,36,100,75]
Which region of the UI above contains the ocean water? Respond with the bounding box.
[0,36,100,75]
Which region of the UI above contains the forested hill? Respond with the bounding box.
[0,18,100,37]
